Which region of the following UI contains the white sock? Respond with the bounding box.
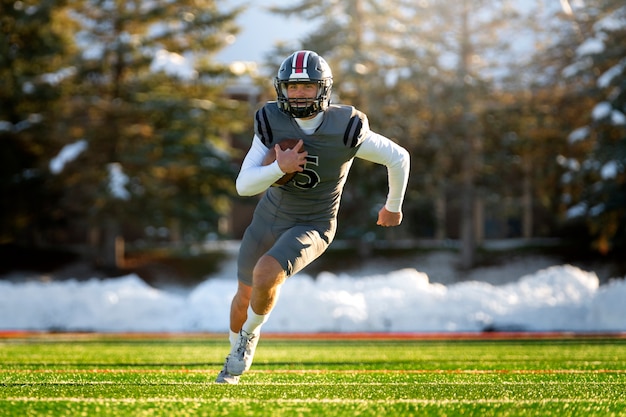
[242,305,270,337]
[229,330,239,348]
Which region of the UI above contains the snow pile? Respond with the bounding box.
[1,264,624,333]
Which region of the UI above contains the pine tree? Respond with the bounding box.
[49,0,245,267]
[0,0,76,247]
[557,0,626,255]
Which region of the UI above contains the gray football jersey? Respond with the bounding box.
[254,102,370,223]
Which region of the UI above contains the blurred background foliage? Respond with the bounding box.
[1,0,624,274]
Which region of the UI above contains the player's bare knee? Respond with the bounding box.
[253,256,286,290]
[252,271,283,291]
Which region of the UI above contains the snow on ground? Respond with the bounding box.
[1,249,624,334]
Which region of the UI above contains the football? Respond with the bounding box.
[262,138,306,185]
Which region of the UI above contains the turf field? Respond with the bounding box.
[1,332,625,416]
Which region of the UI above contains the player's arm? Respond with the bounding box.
[355,132,410,226]
[236,135,284,196]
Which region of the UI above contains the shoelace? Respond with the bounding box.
[236,331,254,356]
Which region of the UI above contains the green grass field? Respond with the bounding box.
[1,333,625,416]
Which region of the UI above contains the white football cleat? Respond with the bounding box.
[225,330,259,376]
[215,356,240,384]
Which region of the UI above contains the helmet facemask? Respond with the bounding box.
[275,79,332,118]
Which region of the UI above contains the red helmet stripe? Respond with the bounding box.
[293,51,308,75]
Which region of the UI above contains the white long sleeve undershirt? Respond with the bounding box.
[354,132,410,213]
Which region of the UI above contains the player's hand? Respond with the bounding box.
[377,206,402,227]
[276,140,307,173]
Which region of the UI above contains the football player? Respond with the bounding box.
[216,50,410,384]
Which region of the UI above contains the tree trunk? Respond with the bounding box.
[474,195,484,245]
[460,162,476,269]
[100,218,124,269]
[435,182,447,241]
[522,158,533,238]
[458,0,476,269]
